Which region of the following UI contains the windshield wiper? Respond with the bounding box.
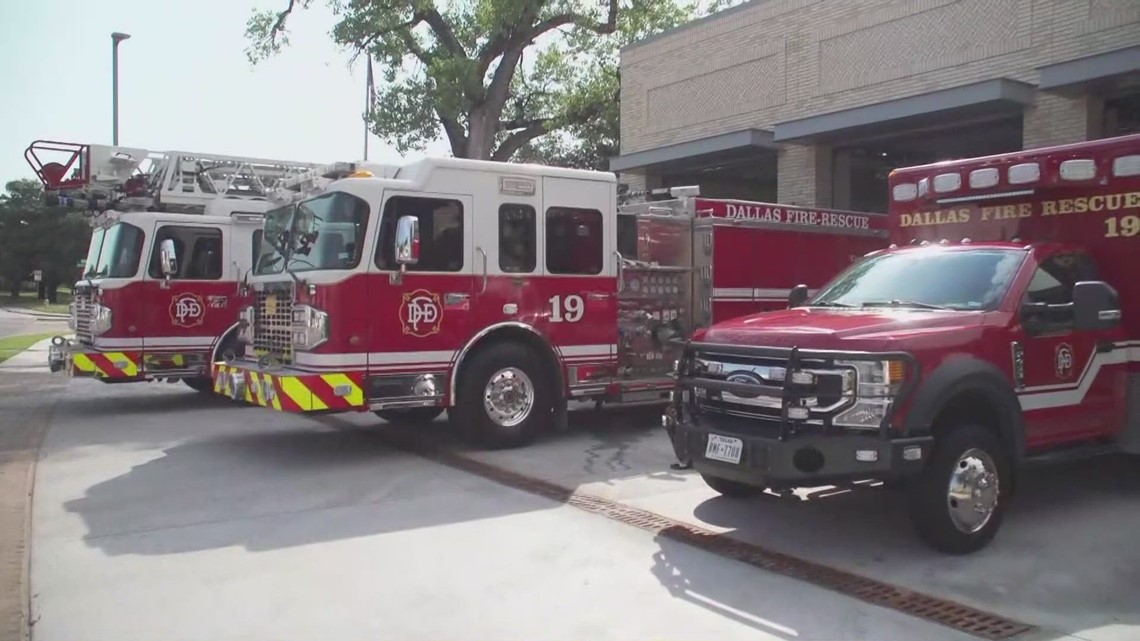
[861,300,952,311]
[810,301,853,308]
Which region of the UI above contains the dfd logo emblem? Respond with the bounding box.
[1055,343,1074,379]
[170,293,205,328]
[400,289,442,337]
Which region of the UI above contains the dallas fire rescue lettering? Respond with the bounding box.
[899,190,1140,228]
[170,293,205,328]
[401,289,442,337]
[719,202,871,230]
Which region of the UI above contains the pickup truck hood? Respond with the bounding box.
[696,307,988,353]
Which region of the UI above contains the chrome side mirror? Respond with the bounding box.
[391,215,419,285]
[160,238,178,276]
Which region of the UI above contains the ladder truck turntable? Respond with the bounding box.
[212,154,888,448]
[25,139,330,390]
[664,133,1140,554]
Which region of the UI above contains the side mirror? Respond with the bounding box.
[394,216,420,266]
[159,239,178,277]
[1073,280,1121,331]
[788,284,809,308]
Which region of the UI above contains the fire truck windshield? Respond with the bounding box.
[85,222,145,279]
[255,192,370,275]
[810,247,1027,312]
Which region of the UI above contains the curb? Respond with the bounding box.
[0,308,69,320]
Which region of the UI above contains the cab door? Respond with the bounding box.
[142,223,235,374]
[538,176,617,363]
[1014,250,1127,447]
[367,193,475,369]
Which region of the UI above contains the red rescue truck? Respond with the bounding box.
[664,133,1140,554]
[212,157,886,447]
[25,140,324,391]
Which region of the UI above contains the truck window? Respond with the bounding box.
[499,204,536,273]
[252,229,263,265]
[376,196,464,272]
[149,226,224,280]
[1023,252,1100,306]
[92,223,145,279]
[546,207,603,275]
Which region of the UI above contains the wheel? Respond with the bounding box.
[700,473,765,498]
[454,342,552,449]
[183,376,213,393]
[374,407,445,425]
[907,425,1010,555]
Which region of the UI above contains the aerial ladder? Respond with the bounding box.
[24,140,327,214]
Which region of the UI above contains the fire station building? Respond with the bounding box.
[612,0,1140,213]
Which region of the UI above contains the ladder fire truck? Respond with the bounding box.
[25,140,326,391]
[664,132,1140,553]
[211,156,887,448]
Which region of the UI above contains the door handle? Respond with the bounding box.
[476,247,488,294]
[587,292,609,301]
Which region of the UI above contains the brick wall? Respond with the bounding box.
[619,0,1140,205]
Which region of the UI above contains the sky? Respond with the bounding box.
[0,0,451,185]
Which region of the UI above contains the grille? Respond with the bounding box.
[254,287,294,364]
[691,352,848,422]
[73,289,95,345]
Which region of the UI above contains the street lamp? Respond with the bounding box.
[111,32,131,145]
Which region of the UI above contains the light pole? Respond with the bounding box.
[111,32,131,145]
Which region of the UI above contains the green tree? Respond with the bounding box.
[245,0,701,168]
[0,179,91,302]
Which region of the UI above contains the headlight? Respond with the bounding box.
[67,302,77,331]
[237,306,255,343]
[832,359,907,429]
[91,304,112,336]
[291,304,328,350]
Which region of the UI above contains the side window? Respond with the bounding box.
[1023,251,1099,306]
[149,226,224,280]
[546,207,603,275]
[376,196,464,272]
[251,229,263,265]
[499,204,536,273]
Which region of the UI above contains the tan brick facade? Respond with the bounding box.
[619,0,1140,206]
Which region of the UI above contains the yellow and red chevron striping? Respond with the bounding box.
[212,364,366,412]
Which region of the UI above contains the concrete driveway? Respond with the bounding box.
[0,307,68,340]
[26,381,1140,640]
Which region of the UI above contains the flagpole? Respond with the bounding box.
[363,56,373,161]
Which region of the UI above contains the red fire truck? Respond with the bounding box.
[664,133,1140,553]
[211,157,886,447]
[25,140,325,391]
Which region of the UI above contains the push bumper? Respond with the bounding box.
[664,408,933,487]
[48,338,142,380]
[212,360,366,412]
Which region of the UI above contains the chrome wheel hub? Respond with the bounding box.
[947,447,999,534]
[483,367,535,427]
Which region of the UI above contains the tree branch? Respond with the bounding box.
[492,119,552,161]
[437,111,468,157]
[268,0,298,47]
[421,8,467,58]
[528,0,620,42]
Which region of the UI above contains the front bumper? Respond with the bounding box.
[664,408,932,487]
[48,338,142,380]
[212,360,366,412]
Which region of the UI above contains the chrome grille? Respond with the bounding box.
[73,289,95,345]
[691,353,849,421]
[254,287,294,364]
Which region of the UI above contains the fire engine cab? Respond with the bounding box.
[665,133,1140,554]
[25,140,325,391]
[212,156,886,448]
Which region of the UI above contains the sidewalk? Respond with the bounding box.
[0,337,69,374]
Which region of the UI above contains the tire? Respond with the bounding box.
[454,342,552,449]
[700,473,766,498]
[907,424,1010,555]
[374,407,445,425]
[183,376,213,394]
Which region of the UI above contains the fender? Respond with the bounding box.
[902,354,1026,463]
[210,322,243,365]
[449,321,565,406]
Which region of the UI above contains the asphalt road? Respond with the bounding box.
[25,375,1140,641]
[0,308,68,340]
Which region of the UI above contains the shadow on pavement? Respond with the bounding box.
[64,426,560,556]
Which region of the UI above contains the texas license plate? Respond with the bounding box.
[705,433,743,464]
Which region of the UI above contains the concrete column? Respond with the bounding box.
[1023,91,1105,150]
[777,143,833,207]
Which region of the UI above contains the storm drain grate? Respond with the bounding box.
[382,431,1034,640]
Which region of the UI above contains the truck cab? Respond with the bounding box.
[665,133,1140,554]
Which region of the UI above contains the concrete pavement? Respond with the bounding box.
[30,383,979,641]
[0,308,68,341]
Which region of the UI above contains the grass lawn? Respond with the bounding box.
[0,332,60,365]
[1,290,72,315]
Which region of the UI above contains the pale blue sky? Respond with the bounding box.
[1,0,450,184]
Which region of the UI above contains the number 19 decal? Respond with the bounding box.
[549,295,584,323]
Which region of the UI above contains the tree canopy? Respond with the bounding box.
[245,0,707,170]
[0,179,91,302]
